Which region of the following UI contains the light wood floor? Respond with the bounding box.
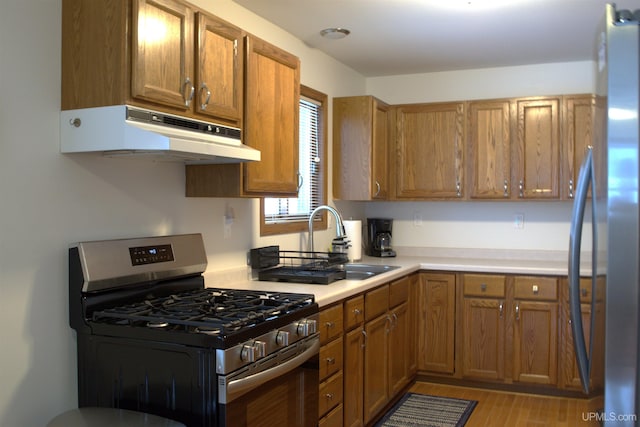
[409,382,602,426]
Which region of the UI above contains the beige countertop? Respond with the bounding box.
[204,247,594,308]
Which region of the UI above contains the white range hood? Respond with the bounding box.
[60,105,260,164]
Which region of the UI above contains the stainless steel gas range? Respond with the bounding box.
[68,234,319,427]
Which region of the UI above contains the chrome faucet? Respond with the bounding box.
[308,205,350,253]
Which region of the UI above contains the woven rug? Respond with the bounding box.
[375,393,478,427]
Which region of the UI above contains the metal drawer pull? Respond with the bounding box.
[503,180,509,197]
[480,283,487,291]
[353,308,361,316]
[374,181,381,197]
[325,321,335,329]
[532,285,539,294]
[326,357,335,365]
[325,393,334,400]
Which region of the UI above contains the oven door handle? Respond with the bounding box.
[225,336,319,403]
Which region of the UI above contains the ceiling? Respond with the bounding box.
[232,0,639,77]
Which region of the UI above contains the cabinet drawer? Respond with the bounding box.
[320,336,343,381]
[365,284,389,321]
[319,371,343,418]
[320,304,344,345]
[389,276,409,308]
[514,276,557,301]
[344,295,364,330]
[463,274,506,297]
[319,403,343,427]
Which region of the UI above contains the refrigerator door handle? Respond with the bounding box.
[568,147,597,394]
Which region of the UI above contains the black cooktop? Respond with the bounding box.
[89,287,316,346]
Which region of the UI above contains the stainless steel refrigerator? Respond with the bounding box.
[569,4,640,426]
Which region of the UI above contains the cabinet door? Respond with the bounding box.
[244,35,300,195]
[195,13,243,123]
[131,0,194,110]
[363,314,389,425]
[562,95,595,200]
[462,298,505,381]
[418,273,455,373]
[344,327,364,427]
[332,96,389,200]
[513,97,561,199]
[388,302,410,396]
[394,102,465,199]
[513,300,558,385]
[468,100,512,199]
[372,100,390,199]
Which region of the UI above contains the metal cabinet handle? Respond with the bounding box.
[515,303,520,320]
[499,301,504,318]
[353,308,361,316]
[480,283,487,291]
[518,180,524,198]
[361,330,367,349]
[183,77,195,107]
[199,83,211,110]
[297,172,304,191]
[569,179,574,199]
[456,181,462,198]
[503,180,509,197]
[325,393,334,400]
[374,181,381,197]
[326,357,335,365]
[325,321,335,329]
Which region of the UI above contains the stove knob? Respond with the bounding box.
[296,319,317,337]
[240,340,266,362]
[276,331,290,346]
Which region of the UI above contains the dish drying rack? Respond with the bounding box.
[249,246,349,285]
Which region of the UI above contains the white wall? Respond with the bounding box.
[0,1,594,425]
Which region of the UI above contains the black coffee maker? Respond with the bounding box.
[367,218,396,257]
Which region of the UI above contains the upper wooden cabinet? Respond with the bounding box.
[243,35,300,195]
[562,95,596,200]
[333,96,390,200]
[513,97,562,199]
[186,36,301,197]
[393,102,465,199]
[195,12,244,123]
[62,0,243,127]
[467,100,512,199]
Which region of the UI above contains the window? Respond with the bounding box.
[260,85,327,236]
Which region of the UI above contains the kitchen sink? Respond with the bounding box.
[343,263,400,280]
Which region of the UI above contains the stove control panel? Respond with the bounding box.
[129,244,175,266]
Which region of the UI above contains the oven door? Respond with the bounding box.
[218,334,319,427]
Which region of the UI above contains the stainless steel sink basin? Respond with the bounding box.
[343,263,400,280]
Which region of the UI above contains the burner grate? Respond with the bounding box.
[91,288,314,336]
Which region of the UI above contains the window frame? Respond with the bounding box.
[259,85,328,236]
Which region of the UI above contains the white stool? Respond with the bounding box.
[47,407,186,427]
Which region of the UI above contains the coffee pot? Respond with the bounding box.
[367,218,396,257]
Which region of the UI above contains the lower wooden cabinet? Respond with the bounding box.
[341,274,415,427]
[318,304,344,424]
[417,273,456,374]
[461,274,506,381]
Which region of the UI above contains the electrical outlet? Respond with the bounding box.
[514,213,524,229]
[413,211,423,226]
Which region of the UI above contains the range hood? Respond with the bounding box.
[60,105,260,164]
